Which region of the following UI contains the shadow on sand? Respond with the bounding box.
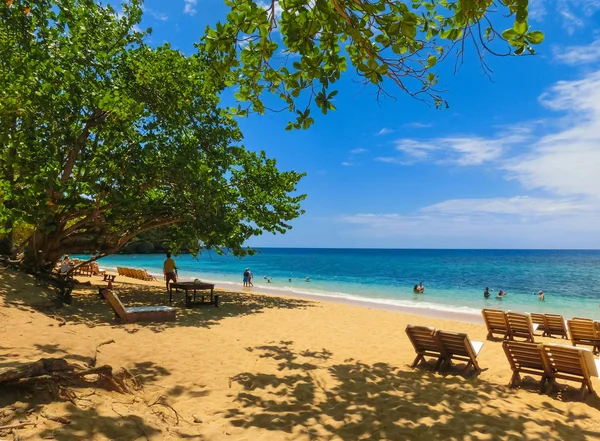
[0,269,314,332]
[226,341,600,441]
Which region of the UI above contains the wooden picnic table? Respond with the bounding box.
[169,281,217,308]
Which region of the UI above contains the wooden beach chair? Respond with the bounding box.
[482,309,509,340]
[543,344,600,399]
[117,267,124,276]
[530,313,546,335]
[567,319,600,355]
[405,325,445,369]
[543,314,568,339]
[502,340,552,392]
[435,330,483,373]
[506,311,537,342]
[101,289,176,324]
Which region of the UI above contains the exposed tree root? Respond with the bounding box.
[0,357,142,404]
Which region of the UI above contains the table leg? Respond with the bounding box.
[185,289,191,308]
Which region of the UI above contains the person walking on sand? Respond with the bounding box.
[163,253,177,290]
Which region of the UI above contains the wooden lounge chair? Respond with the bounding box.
[405,325,445,369]
[435,330,483,373]
[502,340,552,392]
[567,319,600,355]
[101,289,176,324]
[530,313,546,335]
[543,314,568,339]
[482,309,509,340]
[544,344,600,399]
[506,311,537,342]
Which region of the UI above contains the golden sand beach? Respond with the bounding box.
[1,268,600,440]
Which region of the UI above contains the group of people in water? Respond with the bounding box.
[243,269,310,286]
[483,287,545,300]
[411,282,545,301]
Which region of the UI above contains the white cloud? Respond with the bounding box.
[422,196,592,216]
[350,148,367,154]
[505,71,600,198]
[376,128,394,136]
[530,1,600,34]
[403,122,432,129]
[341,162,352,166]
[183,0,197,16]
[338,211,600,248]
[554,38,600,65]
[380,132,527,166]
[143,6,168,21]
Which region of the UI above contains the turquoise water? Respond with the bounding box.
[81,249,600,320]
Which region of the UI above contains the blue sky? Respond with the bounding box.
[134,0,600,249]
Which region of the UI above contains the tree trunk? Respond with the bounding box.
[0,219,13,255]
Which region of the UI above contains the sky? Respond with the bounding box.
[131,0,600,249]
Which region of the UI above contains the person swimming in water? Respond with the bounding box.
[538,290,545,301]
[496,290,507,299]
[484,287,490,298]
[413,283,424,293]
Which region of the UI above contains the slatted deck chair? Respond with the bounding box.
[101,289,176,324]
[543,314,568,339]
[502,341,552,393]
[506,311,537,342]
[530,313,546,335]
[405,325,445,369]
[482,309,509,340]
[573,317,600,333]
[117,267,124,276]
[544,344,600,399]
[435,330,483,373]
[567,319,600,355]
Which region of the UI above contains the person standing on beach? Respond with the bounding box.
[163,253,177,290]
[243,269,249,287]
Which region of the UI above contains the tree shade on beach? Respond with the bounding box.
[0,0,305,270]
[201,0,544,128]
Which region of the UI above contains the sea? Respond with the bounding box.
[79,248,600,321]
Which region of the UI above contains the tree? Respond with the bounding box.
[0,0,305,271]
[202,0,544,128]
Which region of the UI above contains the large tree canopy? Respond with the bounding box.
[0,0,305,270]
[202,0,543,128]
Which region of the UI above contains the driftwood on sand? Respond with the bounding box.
[0,357,141,403]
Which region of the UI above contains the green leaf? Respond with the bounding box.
[526,30,545,44]
[427,55,437,67]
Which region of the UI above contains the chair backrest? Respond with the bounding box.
[503,340,549,372]
[506,311,534,334]
[405,325,441,354]
[117,267,123,275]
[544,314,567,333]
[567,319,598,341]
[482,309,508,331]
[101,289,128,320]
[435,330,474,357]
[530,313,545,327]
[544,344,598,378]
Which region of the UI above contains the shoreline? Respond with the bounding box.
[104,265,485,324]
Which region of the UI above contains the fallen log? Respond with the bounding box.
[0,359,72,383]
[0,358,141,402]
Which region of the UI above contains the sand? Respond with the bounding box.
[1,268,600,441]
